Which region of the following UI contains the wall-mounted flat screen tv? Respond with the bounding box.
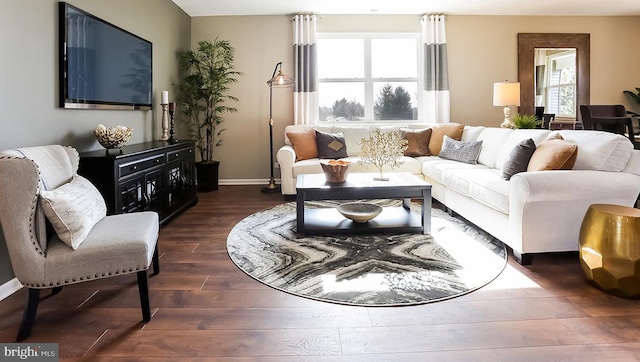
[59,2,152,110]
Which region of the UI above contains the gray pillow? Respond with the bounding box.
[502,138,537,180]
[438,135,483,164]
[316,130,348,159]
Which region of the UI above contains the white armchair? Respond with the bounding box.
[0,145,160,341]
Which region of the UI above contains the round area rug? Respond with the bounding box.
[227,200,507,306]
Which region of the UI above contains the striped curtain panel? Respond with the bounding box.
[421,15,450,124]
[292,15,318,125]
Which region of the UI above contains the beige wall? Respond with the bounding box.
[0,0,190,151]
[0,0,190,285]
[191,14,640,182]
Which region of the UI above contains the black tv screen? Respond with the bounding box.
[59,2,152,110]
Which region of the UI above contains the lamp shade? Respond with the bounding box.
[493,82,521,107]
[267,69,295,88]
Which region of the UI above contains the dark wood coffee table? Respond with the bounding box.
[296,172,432,236]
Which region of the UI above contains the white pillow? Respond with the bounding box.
[39,175,107,250]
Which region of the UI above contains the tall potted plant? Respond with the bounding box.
[174,39,241,191]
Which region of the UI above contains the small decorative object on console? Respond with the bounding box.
[358,129,408,181]
[337,202,383,223]
[320,159,352,183]
[94,124,133,149]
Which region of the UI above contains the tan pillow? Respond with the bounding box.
[401,128,432,157]
[527,134,578,171]
[286,128,318,161]
[428,123,465,156]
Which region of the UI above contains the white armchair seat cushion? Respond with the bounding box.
[44,211,159,286]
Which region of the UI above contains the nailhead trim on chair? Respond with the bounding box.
[20,264,150,288]
[0,156,45,257]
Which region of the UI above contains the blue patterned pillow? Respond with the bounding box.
[438,135,483,164]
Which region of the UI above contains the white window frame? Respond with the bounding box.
[545,51,577,119]
[316,32,422,124]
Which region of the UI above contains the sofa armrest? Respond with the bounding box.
[510,170,640,204]
[276,145,296,195]
[507,170,640,254]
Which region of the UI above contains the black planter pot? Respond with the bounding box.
[196,161,220,192]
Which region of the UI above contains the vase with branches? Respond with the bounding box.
[358,129,408,181]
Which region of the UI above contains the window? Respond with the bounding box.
[545,51,576,118]
[317,34,420,123]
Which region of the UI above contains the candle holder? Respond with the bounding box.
[160,103,169,141]
[168,102,178,143]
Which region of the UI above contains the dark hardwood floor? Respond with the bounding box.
[1,185,640,361]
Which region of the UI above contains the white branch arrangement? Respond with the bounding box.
[358,129,408,181]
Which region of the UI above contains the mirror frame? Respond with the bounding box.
[518,33,590,119]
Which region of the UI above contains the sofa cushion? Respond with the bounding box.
[442,168,510,213]
[527,134,578,171]
[502,138,537,180]
[292,159,323,177]
[495,129,551,169]
[461,126,486,142]
[476,128,513,168]
[316,130,348,159]
[422,157,489,184]
[286,128,318,161]
[557,130,633,172]
[428,123,465,156]
[438,136,483,164]
[332,126,371,157]
[401,128,432,157]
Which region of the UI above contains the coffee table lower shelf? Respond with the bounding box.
[300,206,423,236]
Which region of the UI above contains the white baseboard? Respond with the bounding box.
[0,278,22,301]
[219,178,280,186]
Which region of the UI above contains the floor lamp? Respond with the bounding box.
[262,62,295,193]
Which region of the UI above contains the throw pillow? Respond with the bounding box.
[315,130,348,159]
[286,128,318,161]
[401,128,432,157]
[438,135,483,164]
[39,175,107,250]
[429,123,465,156]
[527,134,578,171]
[502,138,537,180]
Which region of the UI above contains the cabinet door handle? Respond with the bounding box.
[131,165,137,171]
[155,159,160,163]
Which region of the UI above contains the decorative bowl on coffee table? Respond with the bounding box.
[337,202,383,223]
[320,159,352,183]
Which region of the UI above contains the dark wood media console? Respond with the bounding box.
[79,140,198,226]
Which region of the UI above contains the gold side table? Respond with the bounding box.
[579,204,640,299]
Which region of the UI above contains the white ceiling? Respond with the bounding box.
[172,0,640,17]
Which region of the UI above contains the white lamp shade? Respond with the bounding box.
[493,82,521,107]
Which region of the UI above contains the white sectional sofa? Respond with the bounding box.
[277,123,640,264]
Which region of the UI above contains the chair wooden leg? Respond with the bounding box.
[16,288,40,342]
[51,286,63,295]
[152,245,160,275]
[137,270,151,322]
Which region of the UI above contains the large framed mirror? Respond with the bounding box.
[518,33,590,121]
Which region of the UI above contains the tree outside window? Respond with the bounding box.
[317,34,419,122]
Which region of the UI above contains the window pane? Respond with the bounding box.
[317,39,364,79]
[318,82,365,122]
[373,82,417,120]
[372,38,417,78]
